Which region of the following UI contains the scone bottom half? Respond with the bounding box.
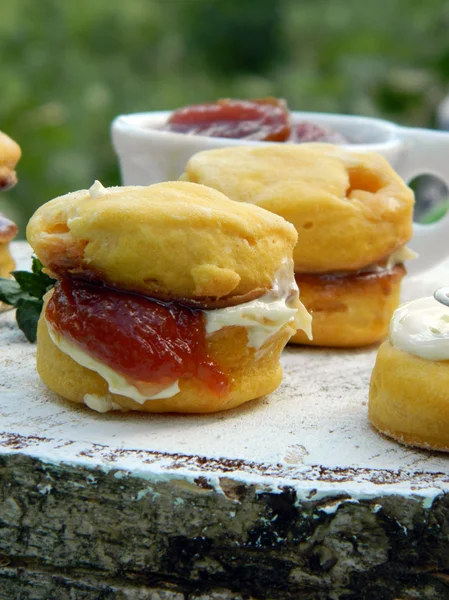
[182,144,416,347]
[369,296,449,452]
[29,180,312,414]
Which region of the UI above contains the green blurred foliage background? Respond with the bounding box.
[2,0,449,235]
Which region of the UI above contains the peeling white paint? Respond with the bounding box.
[318,499,359,515]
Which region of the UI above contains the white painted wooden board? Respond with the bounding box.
[1,242,448,503]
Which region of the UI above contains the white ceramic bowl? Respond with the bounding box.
[111,111,449,274]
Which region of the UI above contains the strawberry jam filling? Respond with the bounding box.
[45,278,229,397]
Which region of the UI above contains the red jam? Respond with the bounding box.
[46,279,229,397]
[164,98,291,141]
[163,97,350,143]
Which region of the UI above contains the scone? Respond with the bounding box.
[369,297,449,452]
[181,144,415,347]
[0,130,21,309]
[0,214,18,279]
[0,130,21,192]
[27,180,311,414]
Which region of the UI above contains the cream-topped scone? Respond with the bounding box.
[28,181,311,414]
[181,144,415,347]
[369,296,449,451]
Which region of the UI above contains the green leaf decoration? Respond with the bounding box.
[0,277,29,305]
[31,256,55,288]
[15,298,43,343]
[0,256,56,342]
[11,270,50,299]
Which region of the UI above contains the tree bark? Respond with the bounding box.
[0,452,448,599]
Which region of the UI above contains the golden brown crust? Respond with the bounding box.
[0,131,21,191]
[27,181,297,304]
[36,309,293,414]
[369,340,449,452]
[181,144,414,272]
[291,265,405,347]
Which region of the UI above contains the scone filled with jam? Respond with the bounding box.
[181,144,415,347]
[27,180,311,414]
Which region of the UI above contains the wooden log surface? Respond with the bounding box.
[0,243,448,600]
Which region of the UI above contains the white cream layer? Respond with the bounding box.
[83,394,126,413]
[387,245,417,268]
[389,296,449,361]
[364,245,417,274]
[205,258,312,347]
[46,258,310,410]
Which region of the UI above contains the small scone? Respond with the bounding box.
[0,214,18,278]
[0,130,21,192]
[369,297,449,452]
[28,181,311,414]
[181,144,415,347]
[0,130,20,310]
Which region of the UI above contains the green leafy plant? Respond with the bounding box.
[0,257,55,342]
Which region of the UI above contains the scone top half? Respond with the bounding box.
[181,144,415,273]
[28,180,298,305]
[27,181,310,414]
